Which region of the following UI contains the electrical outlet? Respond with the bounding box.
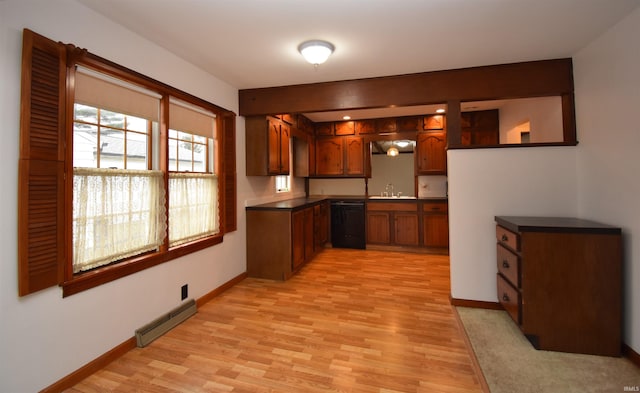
[181,284,188,300]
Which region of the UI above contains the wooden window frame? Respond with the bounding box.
[18,29,237,297]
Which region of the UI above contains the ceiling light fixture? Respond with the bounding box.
[298,40,335,66]
[436,108,446,113]
[387,146,399,157]
[343,115,351,120]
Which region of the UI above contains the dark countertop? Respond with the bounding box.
[247,195,447,211]
[246,197,329,211]
[495,216,621,234]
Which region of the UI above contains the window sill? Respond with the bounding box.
[62,234,223,297]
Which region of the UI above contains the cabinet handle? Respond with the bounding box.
[501,234,508,242]
[502,260,510,268]
[502,293,510,302]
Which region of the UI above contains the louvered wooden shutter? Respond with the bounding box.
[18,29,67,296]
[222,113,237,233]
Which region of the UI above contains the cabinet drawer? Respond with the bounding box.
[422,201,448,213]
[496,225,519,251]
[367,202,417,212]
[497,274,521,325]
[497,244,520,288]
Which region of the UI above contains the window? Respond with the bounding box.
[168,99,219,246]
[275,175,290,193]
[18,29,236,297]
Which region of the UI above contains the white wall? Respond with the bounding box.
[449,5,640,355]
[499,96,563,143]
[0,1,261,391]
[573,6,640,354]
[448,147,578,302]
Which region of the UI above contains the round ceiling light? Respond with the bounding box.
[298,40,335,65]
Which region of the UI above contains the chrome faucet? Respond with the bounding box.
[385,183,394,197]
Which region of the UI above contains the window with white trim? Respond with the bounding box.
[275,175,290,193]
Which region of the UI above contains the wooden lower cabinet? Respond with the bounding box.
[495,216,622,356]
[366,202,418,246]
[422,201,449,248]
[394,213,419,246]
[367,200,448,249]
[367,211,391,244]
[247,200,326,280]
[292,207,314,269]
[313,202,329,250]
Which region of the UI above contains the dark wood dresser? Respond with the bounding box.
[495,216,622,356]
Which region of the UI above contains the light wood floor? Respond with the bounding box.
[68,248,485,393]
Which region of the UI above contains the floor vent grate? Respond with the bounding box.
[135,299,197,347]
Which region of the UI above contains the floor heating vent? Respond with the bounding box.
[135,299,197,347]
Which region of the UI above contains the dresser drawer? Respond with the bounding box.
[496,225,519,251]
[497,274,521,325]
[497,243,520,288]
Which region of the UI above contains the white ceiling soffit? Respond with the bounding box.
[76,0,639,92]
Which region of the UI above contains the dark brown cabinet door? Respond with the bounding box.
[355,119,376,134]
[397,116,420,132]
[416,131,447,174]
[423,214,449,248]
[279,123,290,174]
[367,212,391,244]
[247,116,289,176]
[460,110,499,146]
[375,117,397,133]
[292,210,305,269]
[335,121,355,135]
[345,136,365,176]
[315,137,343,175]
[314,202,329,250]
[423,114,445,130]
[315,122,334,136]
[267,119,281,174]
[303,208,314,261]
[395,213,419,246]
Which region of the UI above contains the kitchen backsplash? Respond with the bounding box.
[418,175,448,198]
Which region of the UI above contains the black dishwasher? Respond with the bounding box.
[330,200,366,249]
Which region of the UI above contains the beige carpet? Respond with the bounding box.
[456,307,640,393]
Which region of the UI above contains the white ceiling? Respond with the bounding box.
[76,0,638,120]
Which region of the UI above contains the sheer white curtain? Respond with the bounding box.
[73,168,166,273]
[169,173,219,246]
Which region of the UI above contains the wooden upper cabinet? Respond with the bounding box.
[423,114,444,130]
[335,121,355,135]
[281,113,295,125]
[315,137,343,175]
[416,131,447,175]
[246,116,290,176]
[355,119,376,134]
[267,120,280,174]
[296,115,314,135]
[461,109,499,146]
[279,122,290,174]
[345,136,365,176]
[315,136,369,177]
[376,117,397,133]
[397,116,421,132]
[315,122,334,136]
